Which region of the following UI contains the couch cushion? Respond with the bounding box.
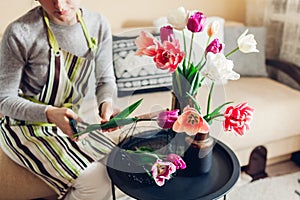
[224,26,268,77]
[112,32,172,97]
[0,148,56,199]
[219,77,300,151]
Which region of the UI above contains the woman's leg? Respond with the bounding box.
[64,162,112,200]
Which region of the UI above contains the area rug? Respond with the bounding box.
[227,171,300,200]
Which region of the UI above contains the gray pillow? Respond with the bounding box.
[112,34,172,97]
[224,26,268,77]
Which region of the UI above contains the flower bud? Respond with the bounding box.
[207,20,220,37]
[237,29,259,53]
[205,38,223,54]
[160,25,174,42]
[187,11,206,33]
[167,7,188,30]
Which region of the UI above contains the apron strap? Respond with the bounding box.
[43,10,60,53]
[43,9,98,53]
[76,10,98,50]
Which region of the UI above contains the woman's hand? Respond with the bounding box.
[46,106,80,140]
[99,101,120,132]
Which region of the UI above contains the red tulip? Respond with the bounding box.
[223,102,254,135]
[153,40,185,72]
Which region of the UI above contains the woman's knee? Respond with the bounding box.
[64,162,111,200]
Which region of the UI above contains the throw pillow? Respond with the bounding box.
[224,26,268,77]
[112,33,172,97]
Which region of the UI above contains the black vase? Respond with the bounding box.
[178,132,214,176]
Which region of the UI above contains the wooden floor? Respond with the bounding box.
[266,159,300,177]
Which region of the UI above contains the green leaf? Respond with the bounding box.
[113,98,143,119]
[100,117,139,129]
[186,92,201,114]
[73,99,143,137]
[189,72,200,96]
[204,101,233,123]
[74,117,139,137]
[210,101,233,117]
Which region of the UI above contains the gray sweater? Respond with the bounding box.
[0,6,117,122]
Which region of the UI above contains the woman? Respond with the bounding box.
[0,0,118,199]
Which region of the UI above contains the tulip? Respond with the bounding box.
[187,11,206,33]
[205,38,223,54]
[151,159,177,186]
[153,40,185,72]
[157,109,179,129]
[237,29,259,53]
[173,106,210,136]
[207,20,220,37]
[202,52,240,81]
[135,31,159,56]
[223,102,254,135]
[165,154,186,169]
[167,6,188,30]
[160,25,174,42]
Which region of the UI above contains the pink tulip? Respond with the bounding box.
[153,40,185,72]
[205,38,223,54]
[173,106,210,135]
[135,31,159,56]
[165,154,186,169]
[187,12,206,33]
[223,102,254,135]
[160,25,174,42]
[151,159,177,186]
[157,109,179,129]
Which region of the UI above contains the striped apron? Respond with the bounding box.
[0,10,115,199]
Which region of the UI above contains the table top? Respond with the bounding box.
[107,129,240,200]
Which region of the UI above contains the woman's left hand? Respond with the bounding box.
[99,101,120,132]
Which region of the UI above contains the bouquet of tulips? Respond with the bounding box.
[74,6,257,187]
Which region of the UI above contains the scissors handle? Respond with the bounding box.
[69,118,78,134]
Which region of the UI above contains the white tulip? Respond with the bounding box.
[202,52,240,81]
[167,7,188,30]
[237,29,259,53]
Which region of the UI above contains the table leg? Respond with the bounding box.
[111,181,116,200]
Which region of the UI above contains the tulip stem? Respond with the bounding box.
[187,32,194,69]
[182,30,187,55]
[206,82,214,116]
[225,47,239,58]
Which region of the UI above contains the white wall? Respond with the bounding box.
[0,0,246,34]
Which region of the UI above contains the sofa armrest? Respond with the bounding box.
[266,59,300,89]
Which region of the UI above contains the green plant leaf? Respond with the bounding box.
[73,99,143,137]
[186,92,201,114]
[113,98,143,119]
[210,101,233,117]
[73,117,139,137]
[204,101,233,123]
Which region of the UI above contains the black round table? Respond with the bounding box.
[106,129,240,200]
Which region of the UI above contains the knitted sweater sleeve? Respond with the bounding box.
[0,22,49,122]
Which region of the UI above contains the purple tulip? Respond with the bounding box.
[205,38,223,54]
[157,109,179,129]
[187,12,206,33]
[160,25,174,42]
[166,154,186,169]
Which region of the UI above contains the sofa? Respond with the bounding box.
[1,19,300,200]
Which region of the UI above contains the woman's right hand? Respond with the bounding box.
[45,106,80,140]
